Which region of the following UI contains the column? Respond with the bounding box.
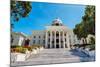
[66,33,70,50]
[63,31,65,48]
[45,31,48,48]
[50,31,52,48]
[54,31,56,48]
[59,31,61,48]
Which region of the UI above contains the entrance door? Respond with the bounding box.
[56,44,59,48]
[48,44,50,48]
[24,39,30,46]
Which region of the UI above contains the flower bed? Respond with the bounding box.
[11,46,28,54]
[11,45,44,62]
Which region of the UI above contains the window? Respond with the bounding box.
[39,36,41,38]
[65,44,68,48]
[65,38,66,41]
[11,38,14,44]
[48,33,50,36]
[34,36,36,38]
[43,40,45,44]
[56,33,59,36]
[61,44,63,48]
[52,44,54,48]
[48,44,50,48]
[52,41,54,43]
[56,44,59,48]
[33,40,35,44]
[64,33,66,36]
[61,41,63,43]
[44,36,45,38]
[56,31,59,36]
[38,40,40,44]
[48,31,50,36]
[56,39,59,42]
[48,38,50,42]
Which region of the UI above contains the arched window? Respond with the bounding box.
[56,31,59,36]
[56,39,59,42]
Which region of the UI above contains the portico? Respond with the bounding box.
[45,18,71,49]
[45,30,70,49]
[30,18,76,49]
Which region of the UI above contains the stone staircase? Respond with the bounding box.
[11,48,93,66]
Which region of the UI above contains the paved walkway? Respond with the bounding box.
[11,48,94,66]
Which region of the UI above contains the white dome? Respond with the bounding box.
[52,18,63,26]
[53,18,62,24]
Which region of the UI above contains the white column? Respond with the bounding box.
[50,31,52,48]
[59,31,61,48]
[63,31,65,48]
[45,31,48,48]
[66,33,70,50]
[54,31,56,48]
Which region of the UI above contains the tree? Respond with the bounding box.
[73,5,95,39]
[90,37,95,50]
[91,37,95,44]
[82,6,95,35]
[11,0,32,21]
[11,0,32,44]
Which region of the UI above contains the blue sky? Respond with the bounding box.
[12,2,86,35]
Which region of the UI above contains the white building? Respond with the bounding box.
[29,18,78,49]
[11,32,26,46]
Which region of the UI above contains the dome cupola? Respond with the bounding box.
[52,18,63,26]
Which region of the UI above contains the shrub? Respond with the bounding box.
[20,48,28,53]
[90,37,95,44]
[11,44,43,53]
[23,46,32,51]
[11,48,16,53]
[11,45,21,48]
[11,47,28,54]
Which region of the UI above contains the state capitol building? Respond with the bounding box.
[29,18,78,49]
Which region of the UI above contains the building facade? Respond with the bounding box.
[11,32,26,46]
[29,18,78,49]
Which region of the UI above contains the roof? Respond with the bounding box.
[52,18,63,26]
[11,32,27,38]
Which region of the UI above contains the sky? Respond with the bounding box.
[12,2,86,35]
